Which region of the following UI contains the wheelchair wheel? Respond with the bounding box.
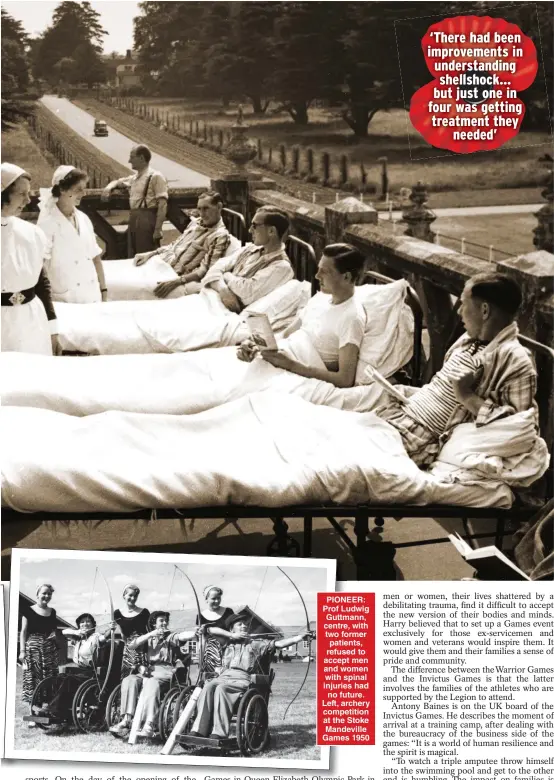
[105,683,122,730]
[171,685,196,732]
[236,690,269,756]
[30,675,78,730]
[72,679,106,733]
[158,687,181,743]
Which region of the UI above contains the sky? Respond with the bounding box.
[18,554,327,630]
[1,0,140,54]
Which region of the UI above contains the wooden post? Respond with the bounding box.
[321,152,330,186]
[257,138,263,161]
[306,147,314,175]
[378,156,389,201]
[292,146,300,175]
[218,129,224,149]
[339,154,348,186]
[279,144,286,172]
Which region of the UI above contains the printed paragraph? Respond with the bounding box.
[380,588,554,778]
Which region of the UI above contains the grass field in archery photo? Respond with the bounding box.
[6,548,333,768]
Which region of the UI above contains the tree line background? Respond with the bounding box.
[2,0,552,136]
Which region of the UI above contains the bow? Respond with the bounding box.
[173,565,204,685]
[277,566,313,720]
[96,568,115,699]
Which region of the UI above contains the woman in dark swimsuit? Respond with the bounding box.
[114,584,150,679]
[197,586,234,678]
[20,584,59,709]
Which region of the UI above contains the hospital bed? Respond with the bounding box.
[2,227,551,581]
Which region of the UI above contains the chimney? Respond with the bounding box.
[126,49,132,60]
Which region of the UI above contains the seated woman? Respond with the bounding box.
[238,243,366,388]
[37,166,106,304]
[109,610,197,739]
[198,586,234,679]
[190,610,312,740]
[61,613,114,669]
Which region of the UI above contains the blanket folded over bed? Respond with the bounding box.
[429,409,549,487]
[1,393,517,514]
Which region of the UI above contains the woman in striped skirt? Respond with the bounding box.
[197,586,234,679]
[20,584,60,708]
[114,584,151,679]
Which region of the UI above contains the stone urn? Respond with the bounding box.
[402,181,436,242]
[225,105,257,171]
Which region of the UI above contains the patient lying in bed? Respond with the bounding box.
[55,207,295,355]
[1,251,414,416]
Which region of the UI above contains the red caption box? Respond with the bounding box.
[317,592,375,745]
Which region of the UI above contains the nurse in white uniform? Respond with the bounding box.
[1,163,60,355]
[37,166,107,303]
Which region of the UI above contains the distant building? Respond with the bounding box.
[111,50,140,89]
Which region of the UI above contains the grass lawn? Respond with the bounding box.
[134,98,553,197]
[431,211,537,259]
[1,123,56,187]
[11,662,319,761]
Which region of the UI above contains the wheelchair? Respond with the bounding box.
[25,639,123,733]
[105,661,191,742]
[173,669,274,756]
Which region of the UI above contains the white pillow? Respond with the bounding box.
[243,279,311,329]
[354,279,415,384]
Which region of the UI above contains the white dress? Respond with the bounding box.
[37,206,103,303]
[1,216,53,354]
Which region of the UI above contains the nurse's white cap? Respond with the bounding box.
[52,165,76,186]
[1,162,28,192]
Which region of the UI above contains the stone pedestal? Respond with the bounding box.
[402,182,436,242]
[324,197,378,243]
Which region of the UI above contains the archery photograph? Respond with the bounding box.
[6,548,332,768]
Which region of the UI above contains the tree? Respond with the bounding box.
[224,2,280,114]
[270,3,343,125]
[1,8,34,130]
[72,41,107,87]
[134,1,207,96]
[32,1,106,85]
[335,2,457,136]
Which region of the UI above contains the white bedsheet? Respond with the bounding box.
[103,237,242,301]
[55,288,244,354]
[1,393,516,514]
[1,332,386,416]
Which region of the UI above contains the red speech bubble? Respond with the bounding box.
[410,15,538,153]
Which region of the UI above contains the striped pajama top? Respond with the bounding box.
[403,341,487,434]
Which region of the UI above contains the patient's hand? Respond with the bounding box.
[237,334,267,363]
[135,251,153,266]
[219,287,241,313]
[452,367,483,402]
[154,279,182,298]
[261,350,295,372]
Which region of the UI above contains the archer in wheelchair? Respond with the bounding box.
[107,610,196,740]
[169,609,314,756]
[24,612,123,733]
